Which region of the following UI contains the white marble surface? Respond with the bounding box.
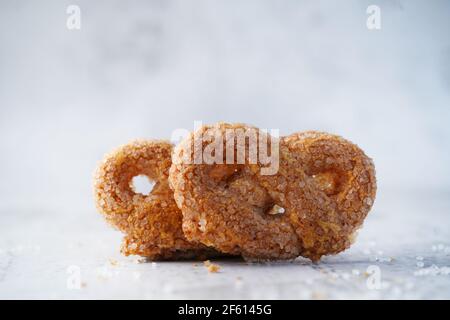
[1,189,449,300]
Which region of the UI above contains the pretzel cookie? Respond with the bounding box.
[169,123,376,261]
[93,140,220,260]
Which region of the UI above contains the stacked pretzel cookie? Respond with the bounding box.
[94,123,376,262]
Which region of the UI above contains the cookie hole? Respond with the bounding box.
[131,175,155,196]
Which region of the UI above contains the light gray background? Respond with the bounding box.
[0,0,449,299]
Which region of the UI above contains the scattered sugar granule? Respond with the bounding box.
[96,266,115,280]
[377,256,393,263]
[204,260,220,273]
[134,257,147,264]
[414,265,450,276]
[352,269,360,276]
[109,259,118,266]
[416,261,425,268]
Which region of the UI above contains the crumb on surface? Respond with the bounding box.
[204,260,221,273]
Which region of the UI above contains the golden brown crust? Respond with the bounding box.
[279,131,377,260]
[93,140,221,260]
[169,123,376,261]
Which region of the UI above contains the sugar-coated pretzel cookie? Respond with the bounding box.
[93,140,221,260]
[169,123,376,261]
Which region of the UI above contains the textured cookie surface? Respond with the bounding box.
[169,123,376,261]
[93,140,220,260]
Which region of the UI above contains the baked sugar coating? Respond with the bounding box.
[169,123,376,261]
[93,140,221,260]
[275,131,376,260]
